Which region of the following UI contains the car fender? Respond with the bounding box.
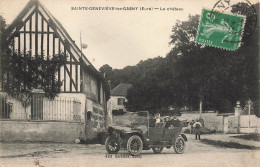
[179,134,188,141]
[125,131,145,141]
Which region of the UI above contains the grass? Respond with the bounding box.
[230,134,260,141]
[201,139,260,150]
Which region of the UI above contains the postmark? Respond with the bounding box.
[211,0,258,44]
[196,8,245,50]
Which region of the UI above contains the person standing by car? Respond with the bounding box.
[190,120,195,134]
[193,119,202,140]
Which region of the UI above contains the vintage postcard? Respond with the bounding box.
[0,0,259,167]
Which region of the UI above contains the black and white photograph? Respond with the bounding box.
[0,0,259,166]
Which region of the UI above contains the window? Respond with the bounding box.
[0,97,12,119]
[117,98,125,105]
[86,111,92,121]
[91,78,97,95]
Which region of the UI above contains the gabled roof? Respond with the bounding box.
[111,83,132,97]
[6,0,110,96]
[7,0,90,65]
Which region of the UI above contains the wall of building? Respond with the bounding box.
[0,120,84,143]
[81,69,106,105]
[108,96,126,111]
[107,96,127,121]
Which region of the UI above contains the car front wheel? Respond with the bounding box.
[127,135,143,156]
[105,136,120,154]
[173,136,185,154]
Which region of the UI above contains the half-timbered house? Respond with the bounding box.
[0,0,110,142]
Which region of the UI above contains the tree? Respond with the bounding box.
[0,15,9,87]
[2,51,66,100]
[100,3,259,116]
[99,64,113,80]
[167,3,259,113]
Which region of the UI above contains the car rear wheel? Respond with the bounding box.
[173,136,185,154]
[152,146,163,153]
[127,135,143,156]
[105,136,120,154]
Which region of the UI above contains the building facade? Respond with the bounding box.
[107,83,132,120]
[0,0,109,142]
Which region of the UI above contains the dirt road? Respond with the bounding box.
[0,134,259,167]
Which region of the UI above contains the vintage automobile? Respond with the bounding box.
[103,111,188,156]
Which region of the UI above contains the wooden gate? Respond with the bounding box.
[31,94,44,120]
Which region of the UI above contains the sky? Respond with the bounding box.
[0,0,257,69]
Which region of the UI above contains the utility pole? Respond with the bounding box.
[199,99,202,118]
[248,99,252,133]
[108,80,112,123]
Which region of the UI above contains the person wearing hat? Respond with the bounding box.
[164,116,172,128]
[165,115,181,128]
[164,116,171,122]
[193,119,202,140]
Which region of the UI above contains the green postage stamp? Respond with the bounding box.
[196,9,246,51]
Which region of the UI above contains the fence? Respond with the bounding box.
[0,95,81,122]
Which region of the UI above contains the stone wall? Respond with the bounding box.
[180,112,223,132]
[0,120,85,143]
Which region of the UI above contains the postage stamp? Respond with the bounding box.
[196,8,246,51]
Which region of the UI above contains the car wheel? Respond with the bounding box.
[105,136,120,154]
[127,135,143,156]
[152,146,163,153]
[173,136,185,154]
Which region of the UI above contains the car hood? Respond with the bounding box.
[109,125,133,131]
[108,124,147,133]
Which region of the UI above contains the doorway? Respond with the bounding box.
[224,116,228,133]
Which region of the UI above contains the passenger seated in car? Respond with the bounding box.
[149,113,165,127]
[165,116,181,128]
[164,116,173,129]
[155,113,167,127]
[155,113,161,123]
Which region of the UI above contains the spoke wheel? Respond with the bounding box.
[152,146,163,154]
[127,135,143,156]
[105,136,120,154]
[173,136,185,154]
